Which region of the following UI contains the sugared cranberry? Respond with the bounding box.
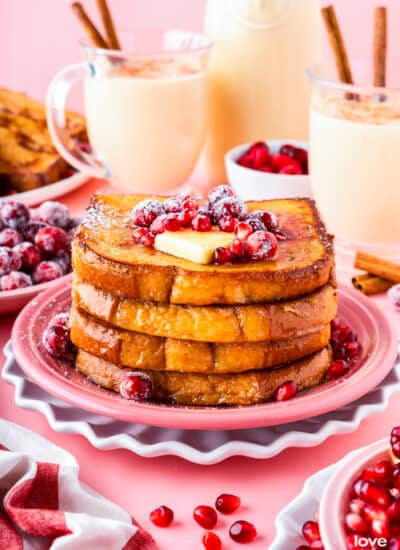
[212,197,247,223]
[326,360,349,381]
[302,521,320,544]
[0,228,22,247]
[235,222,253,241]
[132,227,155,247]
[246,218,265,232]
[39,201,70,228]
[215,493,241,514]
[0,271,32,291]
[163,197,181,214]
[389,284,400,312]
[218,216,237,232]
[180,197,199,211]
[130,200,165,227]
[344,513,369,534]
[42,325,72,358]
[23,221,47,243]
[202,531,221,550]
[229,238,247,259]
[229,520,257,543]
[120,372,153,401]
[51,312,70,329]
[214,247,233,265]
[35,226,69,254]
[32,261,63,284]
[208,185,234,205]
[0,247,16,276]
[247,210,278,231]
[279,163,303,175]
[54,250,71,274]
[275,380,297,401]
[178,208,197,228]
[13,242,42,271]
[149,505,174,527]
[246,231,278,261]
[192,213,212,232]
[359,480,392,509]
[193,506,217,530]
[150,213,181,234]
[0,201,30,230]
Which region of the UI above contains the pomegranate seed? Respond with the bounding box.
[39,201,69,228]
[229,520,257,543]
[279,163,303,175]
[51,312,70,329]
[343,341,361,359]
[346,533,364,550]
[192,213,212,232]
[247,210,278,231]
[130,200,165,227]
[1,271,32,291]
[215,493,241,514]
[344,513,369,534]
[359,480,392,509]
[235,222,253,241]
[35,226,70,254]
[363,503,387,522]
[132,227,155,247]
[0,201,30,230]
[42,325,72,358]
[229,238,247,259]
[296,547,311,550]
[218,216,238,232]
[163,197,181,214]
[246,231,278,261]
[178,208,198,228]
[302,521,321,543]
[363,460,393,485]
[251,146,271,169]
[214,247,233,265]
[32,261,63,284]
[275,380,297,401]
[326,360,350,381]
[389,537,400,550]
[389,284,400,312]
[309,542,324,549]
[392,426,400,439]
[208,185,235,205]
[388,500,400,521]
[202,532,221,550]
[132,227,148,241]
[0,228,22,247]
[180,197,199,211]
[120,372,153,401]
[349,499,366,515]
[150,213,181,234]
[371,516,390,538]
[13,242,42,271]
[352,479,364,498]
[149,505,174,527]
[193,506,217,530]
[212,197,247,223]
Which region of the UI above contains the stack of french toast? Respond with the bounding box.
[69,190,337,406]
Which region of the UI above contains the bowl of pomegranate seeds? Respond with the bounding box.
[318,430,400,550]
[0,199,79,315]
[225,140,311,201]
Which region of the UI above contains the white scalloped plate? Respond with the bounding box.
[3,342,400,465]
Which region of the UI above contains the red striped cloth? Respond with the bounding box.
[0,420,157,549]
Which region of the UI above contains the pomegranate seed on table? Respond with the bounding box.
[178,208,198,227]
[0,201,30,230]
[192,213,212,232]
[343,341,361,358]
[246,231,278,260]
[193,505,218,530]
[389,284,400,311]
[229,238,247,259]
[0,228,23,247]
[149,505,174,527]
[120,372,153,401]
[132,227,155,247]
[229,520,257,543]
[218,216,238,233]
[35,226,70,254]
[344,512,369,534]
[150,213,181,234]
[32,261,63,284]
[202,531,222,550]
[42,325,72,358]
[302,520,321,543]
[275,380,297,401]
[0,271,32,291]
[212,197,247,223]
[208,185,235,205]
[235,222,253,241]
[13,242,42,271]
[214,247,233,265]
[39,201,70,228]
[215,493,241,514]
[326,360,350,381]
[130,199,165,227]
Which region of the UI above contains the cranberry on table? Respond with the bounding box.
[0,271,32,291]
[193,505,218,530]
[13,242,42,272]
[120,372,153,401]
[32,261,63,284]
[229,520,257,543]
[275,380,297,401]
[130,199,165,227]
[0,201,30,230]
[208,184,234,205]
[247,230,278,260]
[42,325,72,358]
[39,201,70,228]
[215,493,241,514]
[149,505,174,527]
[202,531,222,550]
[212,197,247,223]
[35,226,70,255]
[0,228,23,247]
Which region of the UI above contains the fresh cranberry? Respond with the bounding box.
[235,222,253,241]
[193,506,217,530]
[274,380,297,401]
[51,312,70,329]
[359,480,392,509]
[247,143,271,169]
[302,521,320,544]
[343,341,361,359]
[271,154,302,173]
[12,242,42,271]
[214,247,233,264]
[212,197,247,223]
[23,221,47,243]
[151,213,181,234]
[32,261,63,284]
[247,210,278,231]
[229,520,257,543]
[192,213,212,232]
[246,231,278,260]
[238,153,254,169]
[362,460,393,486]
[42,325,72,358]
[229,238,247,259]
[0,271,32,291]
[35,226,70,254]
[163,198,181,214]
[326,360,349,381]
[208,185,235,205]
[132,227,155,247]
[248,141,270,155]
[389,284,400,312]
[215,493,241,514]
[0,201,30,230]
[279,144,297,158]
[279,163,303,175]
[218,216,238,232]
[0,228,22,247]
[39,201,70,228]
[202,531,221,550]
[120,372,153,401]
[344,513,369,534]
[0,247,16,275]
[54,250,71,274]
[149,505,174,527]
[130,200,165,227]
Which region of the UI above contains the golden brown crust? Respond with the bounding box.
[75,347,332,406]
[72,195,335,305]
[72,278,337,343]
[70,306,331,373]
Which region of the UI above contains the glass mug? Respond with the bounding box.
[46,30,211,193]
[308,62,400,257]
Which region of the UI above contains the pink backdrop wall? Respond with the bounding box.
[2,0,400,106]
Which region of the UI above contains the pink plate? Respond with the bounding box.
[11,276,398,430]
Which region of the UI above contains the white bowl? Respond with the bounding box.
[225,140,311,201]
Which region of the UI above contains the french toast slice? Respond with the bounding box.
[72,195,334,306]
[0,88,87,193]
[75,347,332,406]
[70,306,331,373]
[72,278,337,343]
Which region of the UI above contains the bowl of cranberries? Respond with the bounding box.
[225,140,311,201]
[317,431,400,550]
[0,199,79,315]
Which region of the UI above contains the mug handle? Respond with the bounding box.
[46,62,110,179]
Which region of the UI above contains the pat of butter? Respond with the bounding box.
[155,229,233,264]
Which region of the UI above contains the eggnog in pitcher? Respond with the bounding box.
[204,0,321,183]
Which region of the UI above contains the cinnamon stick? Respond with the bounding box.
[373,6,387,87]
[71,2,109,49]
[354,251,400,284]
[352,273,392,295]
[95,0,121,50]
[321,5,354,85]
